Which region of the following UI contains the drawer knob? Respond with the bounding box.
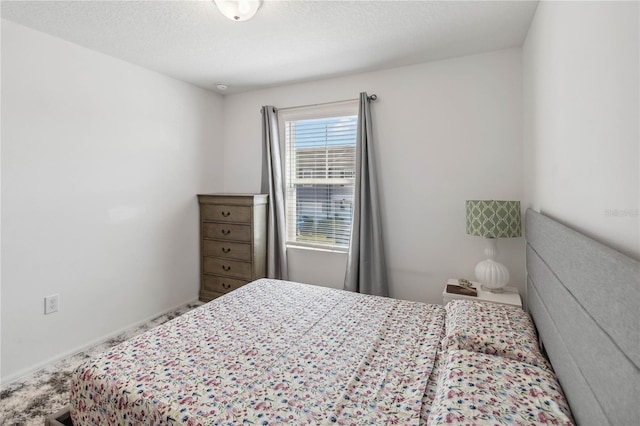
[222,247,231,254]
[222,211,231,217]
[222,282,231,289]
[222,265,231,271]
[221,229,231,235]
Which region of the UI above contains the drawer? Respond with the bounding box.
[203,240,251,261]
[202,275,248,294]
[202,223,251,242]
[202,205,251,223]
[203,257,253,280]
[199,289,225,303]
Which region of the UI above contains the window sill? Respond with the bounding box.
[287,244,348,255]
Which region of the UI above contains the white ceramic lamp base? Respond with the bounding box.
[474,238,510,292]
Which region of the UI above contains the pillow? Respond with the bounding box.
[427,350,574,425]
[442,300,548,367]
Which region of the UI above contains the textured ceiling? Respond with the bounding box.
[1,0,539,94]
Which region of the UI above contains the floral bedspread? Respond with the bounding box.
[70,279,445,425]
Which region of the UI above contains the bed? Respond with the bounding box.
[69,279,446,424]
[55,208,637,425]
[67,277,573,425]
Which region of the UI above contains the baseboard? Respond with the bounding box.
[1,297,200,386]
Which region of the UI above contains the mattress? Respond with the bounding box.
[70,279,445,425]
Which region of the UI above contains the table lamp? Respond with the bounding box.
[466,200,521,292]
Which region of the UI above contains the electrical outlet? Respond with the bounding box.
[45,294,59,315]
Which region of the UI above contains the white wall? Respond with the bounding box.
[523,1,639,260]
[1,20,224,383]
[223,48,525,303]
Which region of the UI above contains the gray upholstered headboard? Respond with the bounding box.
[525,209,639,425]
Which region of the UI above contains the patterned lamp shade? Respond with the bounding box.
[466,200,522,238]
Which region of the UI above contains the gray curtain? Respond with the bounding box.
[344,93,388,296]
[260,106,288,280]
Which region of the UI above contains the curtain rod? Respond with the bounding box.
[269,94,378,112]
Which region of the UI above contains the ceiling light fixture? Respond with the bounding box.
[214,0,262,22]
[216,83,229,91]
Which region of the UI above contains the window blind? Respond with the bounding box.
[284,115,357,250]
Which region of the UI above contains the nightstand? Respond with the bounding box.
[443,278,522,308]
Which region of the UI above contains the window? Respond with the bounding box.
[279,101,358,251]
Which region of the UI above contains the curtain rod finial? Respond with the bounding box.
[368,94,378,101]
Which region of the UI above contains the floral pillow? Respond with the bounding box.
[442,300,548,368]
[427,350,574,425]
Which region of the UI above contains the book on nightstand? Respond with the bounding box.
[446,284,478,297]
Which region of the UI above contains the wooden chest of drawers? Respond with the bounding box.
[197,194,268,302]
